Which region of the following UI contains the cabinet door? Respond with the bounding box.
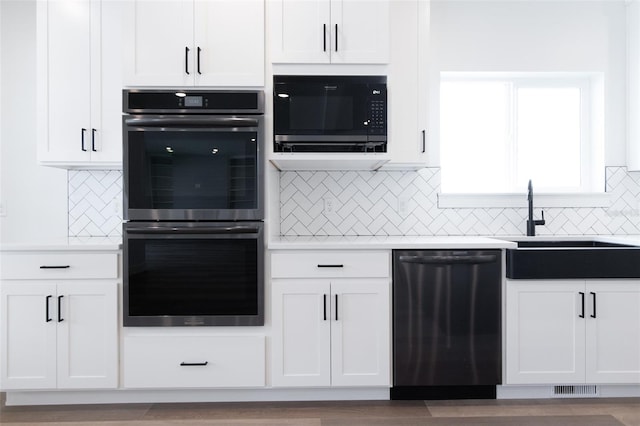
[37,0,92,164]
[330,279,390,387]
[269,0,331,63]
[329,0,389,64]
[385,0,427,169]
[194,0,264,86]
[271,280,331,387]
[585,281,640,384]
[89,0,123,166]
[0,282,57,390]
[506,280,586,384]
[56,282,118,389]
[122,0,194,86]
[628,0,640,171]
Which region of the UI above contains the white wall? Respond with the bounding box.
[0,0,68,243]
[430,0,628,166]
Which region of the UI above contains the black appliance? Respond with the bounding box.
[122,89,265,327]
[123,89,264,221]
[273,75,387,153]
[392,250,502,400]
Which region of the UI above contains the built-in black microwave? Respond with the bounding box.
[273,75,387,153]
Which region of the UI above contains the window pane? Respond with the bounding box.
[440,81,510,193]
[516,87,581,191]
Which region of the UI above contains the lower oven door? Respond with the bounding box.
[123,221,264,326]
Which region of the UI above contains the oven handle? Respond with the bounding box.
[125,224,261,235]
[124,116,260,128]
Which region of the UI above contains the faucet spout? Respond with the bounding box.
[526,179,545,236]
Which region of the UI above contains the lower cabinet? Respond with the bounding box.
[506,279,640,385]
[123,334,265,388]
[0,281,118,390]
[272,279,390,387]
[271,250,391,388]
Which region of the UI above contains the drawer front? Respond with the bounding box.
[123,335,265,388]
[271,251,390,279]
[1,252,118,280]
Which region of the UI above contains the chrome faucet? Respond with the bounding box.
[526,179,545,236]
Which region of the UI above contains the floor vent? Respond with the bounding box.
[552,385,599,398]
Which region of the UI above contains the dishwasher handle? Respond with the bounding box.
[398,254,498,265]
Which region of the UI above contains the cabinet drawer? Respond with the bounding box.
[271,251,389,278]
[123,335,265,388]
[1,252,118,280]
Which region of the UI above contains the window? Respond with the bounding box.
[439,73,603,195]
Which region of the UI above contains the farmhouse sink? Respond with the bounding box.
[506,239,640,279]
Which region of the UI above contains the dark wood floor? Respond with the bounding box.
[0,394,638,426]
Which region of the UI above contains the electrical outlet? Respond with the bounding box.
[324,197,336,215]
[398,196,410,216]
[112,198,122,216]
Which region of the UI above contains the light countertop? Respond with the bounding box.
[268,235,518,250]
[268,235,640,250]
[3,235,639,252]
[0,237,122,252]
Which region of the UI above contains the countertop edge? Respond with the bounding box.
[268,236,518,250]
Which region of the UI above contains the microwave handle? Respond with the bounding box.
[124,116,260,128]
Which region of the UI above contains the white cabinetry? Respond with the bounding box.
[383,0,431,169]
[0,251,119,390]
[37,0,123,169]
[123,0,264,87]
[271,251,390,387]
[506,280,640,385]
[270,0,389,64]
[123,334,265,388]
[628,0,640,170]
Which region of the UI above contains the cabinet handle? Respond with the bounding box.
[81,128,87,152]
[323,294,327,321]
[180,361,208,367]
[579,292,585,318]
[335,24,338,52]
[57,295,64,322]
[185,46,190,75]
[335,294,339,321]
[40,265,70,269]
[422,130,426,153]
[323,24,327,52]
[317,264,343,268]
[91,128,97,152]
[197,47,202,75]
[45,295,53,323]
[590,292,597,318]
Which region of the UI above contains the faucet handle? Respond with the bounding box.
[536,210,546,226]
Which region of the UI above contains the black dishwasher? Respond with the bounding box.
[392,250,502,400]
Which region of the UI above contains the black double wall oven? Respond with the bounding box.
[123,89,264,326]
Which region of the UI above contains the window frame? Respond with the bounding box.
[439,72,603,199]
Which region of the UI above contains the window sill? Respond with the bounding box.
[437,192,612,209]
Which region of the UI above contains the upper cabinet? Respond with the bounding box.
[37,0,123,169]
[123,0,265,87]
[628,0,640,171]
[270,0,389,64]
[382,0,430,169]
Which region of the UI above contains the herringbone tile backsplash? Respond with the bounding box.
[280,166,640,236]
[68,170,123,237]
[67,167,640,237]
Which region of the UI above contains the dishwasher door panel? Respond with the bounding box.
[393,250,502,387]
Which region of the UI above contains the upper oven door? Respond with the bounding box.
[124,115,263,221]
